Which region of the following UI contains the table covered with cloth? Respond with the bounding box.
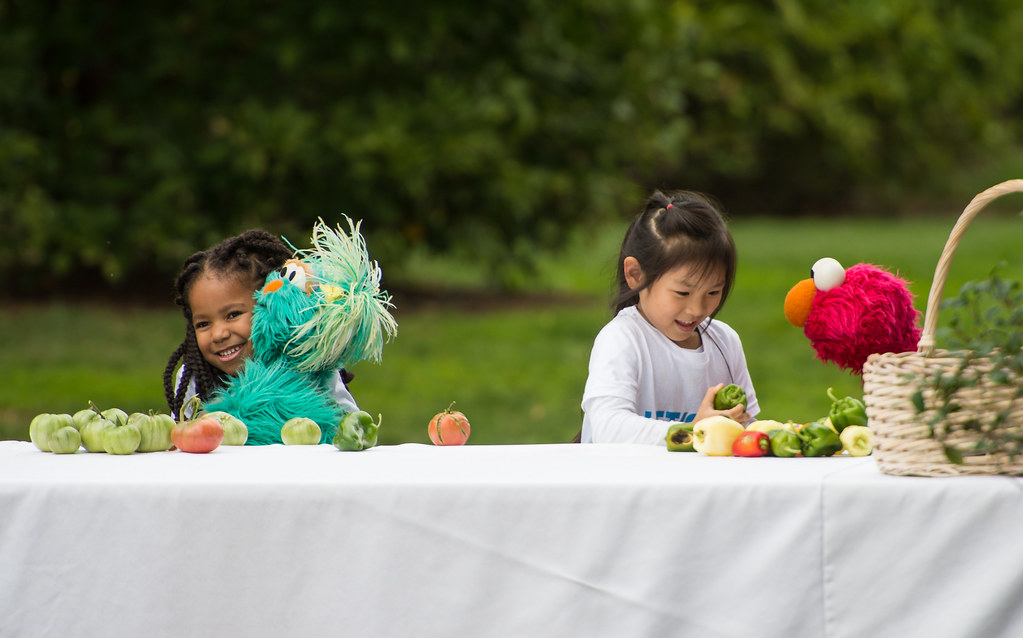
[1,440,1021,638]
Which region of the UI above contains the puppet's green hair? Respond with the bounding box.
[288,217,397,372]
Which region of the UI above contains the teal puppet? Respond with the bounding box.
[206,218,397,445]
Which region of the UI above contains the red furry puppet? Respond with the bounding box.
[784,258,922,374]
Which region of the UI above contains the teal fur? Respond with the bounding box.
[207,217,397,445]
[250,278,314,364]
[207,359,343,445]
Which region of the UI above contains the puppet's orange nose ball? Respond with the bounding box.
[263,279,284,293]
[784,278,816,327]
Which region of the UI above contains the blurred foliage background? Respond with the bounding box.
[3,0,1023,296]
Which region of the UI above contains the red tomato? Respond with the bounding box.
[732,430,770,457]
[428,403,471,446]
[171,416,225,454]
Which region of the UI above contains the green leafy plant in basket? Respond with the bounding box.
[912,266,1023,464]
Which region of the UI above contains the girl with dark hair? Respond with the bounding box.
[579,190,759,444]
[163,229,356,420]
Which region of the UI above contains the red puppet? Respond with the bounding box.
[784,258,922,374]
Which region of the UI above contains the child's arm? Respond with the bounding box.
[327,371,360,414]
[172,366,199,420]
[584,385,750,444]
[582,321,685,445]
[582,395,677,445]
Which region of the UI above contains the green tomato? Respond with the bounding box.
[205,411,249,446]
[103,422,141,455]
[281,417,322,445]
[131,411,175,453]
[29,413,74,452]
[81,417,117,453]
[49,426,82,454]
[72,408,102,431]
[101,407,129,427]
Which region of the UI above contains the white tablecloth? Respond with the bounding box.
[1,440,1021,638]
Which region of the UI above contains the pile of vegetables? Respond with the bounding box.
[30,401,185,455]
[666,387,874,458]
[27,397,385,454]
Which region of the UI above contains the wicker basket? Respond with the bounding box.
[862,179,1023,477]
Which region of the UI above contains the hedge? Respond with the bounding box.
[2,0,1021,295]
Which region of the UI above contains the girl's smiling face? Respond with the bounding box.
[625,257,725,348]
[188,273,256,376]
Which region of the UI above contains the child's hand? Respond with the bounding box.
[696,383,750,424]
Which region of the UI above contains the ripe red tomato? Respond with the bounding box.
[428,403,471,446]
[732,430,770,457]
[171,416,225,454]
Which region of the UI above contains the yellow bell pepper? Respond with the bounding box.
[747,419,796,434]
[693,416,745,456]
[840,425,874,456]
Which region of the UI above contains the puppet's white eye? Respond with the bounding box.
[278,259,314,294]
[811,257,845,291]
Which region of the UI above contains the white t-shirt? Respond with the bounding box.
[580,306,759,445]
[174,366,359,419]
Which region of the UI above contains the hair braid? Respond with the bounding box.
[163,229,294,416]
[163,341,186,415]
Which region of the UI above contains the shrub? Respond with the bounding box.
[2,1,1021,295]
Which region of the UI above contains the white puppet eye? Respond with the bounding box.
[278,259,315,294]
[811,257,845,291]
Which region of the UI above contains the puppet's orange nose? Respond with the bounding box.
[263,279,284,294]
[784,278,816,327]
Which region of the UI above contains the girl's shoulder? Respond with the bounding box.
[608,305,644,326]
[595,306,645,338]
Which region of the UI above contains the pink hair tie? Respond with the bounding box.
[666,203,673,210]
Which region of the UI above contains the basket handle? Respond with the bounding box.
[918,179,1023,354]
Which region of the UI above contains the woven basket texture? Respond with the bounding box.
[862,179,1023,477]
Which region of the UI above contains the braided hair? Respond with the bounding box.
[162,230,295,418]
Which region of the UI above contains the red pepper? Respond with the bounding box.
[732,430,770,457]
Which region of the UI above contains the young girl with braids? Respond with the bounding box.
[579,190,759,445]
[163,229,357,420]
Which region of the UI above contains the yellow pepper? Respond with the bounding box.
[747,420,797,434]
[693,416,744,456]
[840,425,874,456]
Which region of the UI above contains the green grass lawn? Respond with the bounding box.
[3,209,1021,445]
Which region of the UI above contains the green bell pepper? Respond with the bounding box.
[826,387,868,433]
[332,411,381,451]
[665,423,696,452]
[800,421,843,457]
[769,429,802,457]
[714,384,747,411]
